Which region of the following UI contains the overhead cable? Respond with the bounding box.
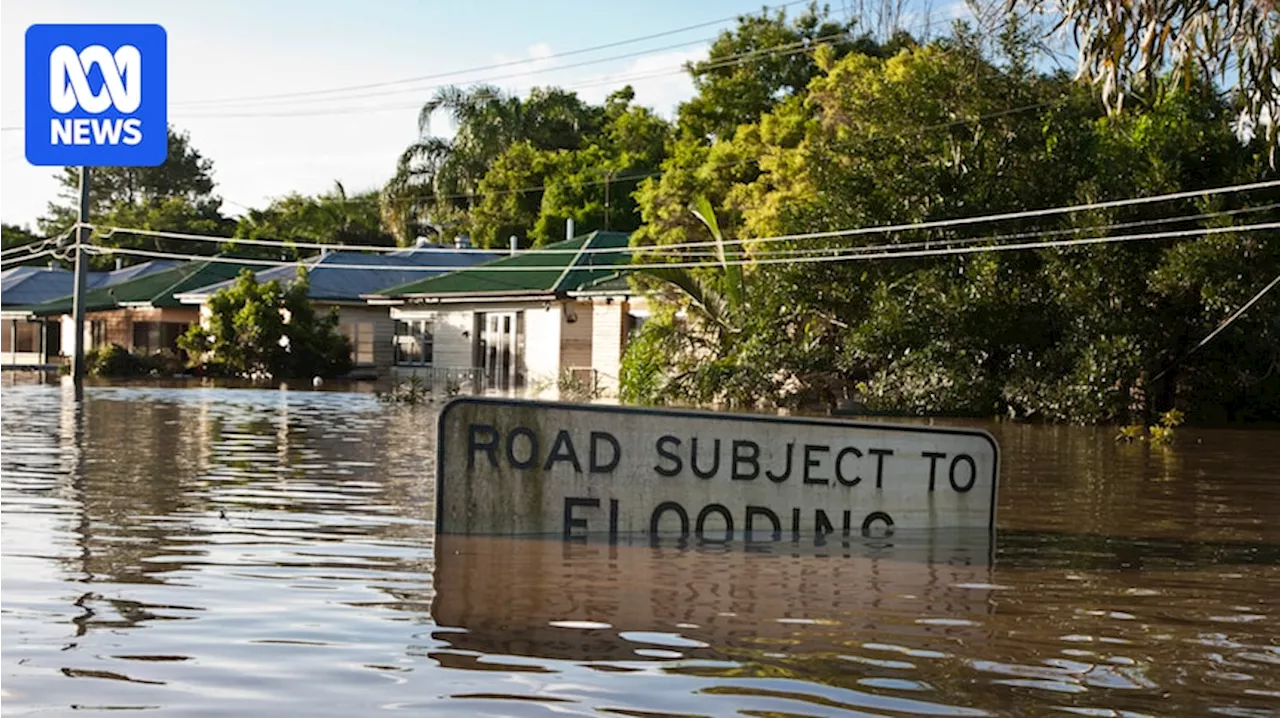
[80,220,1280,274]
[89,203,1277,257]
[88,179,1280,256]
[175,0,816,107]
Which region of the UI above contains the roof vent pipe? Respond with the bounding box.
[566,218,575,240]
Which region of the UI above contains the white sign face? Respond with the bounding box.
[436,398,999,539]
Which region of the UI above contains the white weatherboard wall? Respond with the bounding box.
[559,300,594,374]
[392,301,570,397]
[59,315,74,357]
[589,300,626,396]
[524,304,562,391]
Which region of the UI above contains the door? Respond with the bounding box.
[478,311,523,392]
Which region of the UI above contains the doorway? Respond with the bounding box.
[476,311,524,392]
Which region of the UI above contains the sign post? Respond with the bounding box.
[436,398,999,541]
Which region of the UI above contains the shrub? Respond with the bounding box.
[179,268,353,380]
[87,344,148,377]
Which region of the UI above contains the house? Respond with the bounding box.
[366,231,649,397]
[174,246,500,378]
[2,260,180,366]
[28,258,252,360]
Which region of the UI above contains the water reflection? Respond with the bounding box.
[431,534,995,664]
[1,383,1278,716]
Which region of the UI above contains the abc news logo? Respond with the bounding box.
[49,44,144,146]
[25,24,168,167]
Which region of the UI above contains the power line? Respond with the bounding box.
[0,249,59,269]
[702,203,1280,258]
[401,177,1280,251]
[183,36,716,113]
[174,30,857,119]
[88,180,1280,257]
[175,0,815,107]
[0,228,75,258]
[1,242,51,258]
[652,180,1280,253]
[1150,272,1280,383]
[87,200,1280,258]
[81,221,1280,274]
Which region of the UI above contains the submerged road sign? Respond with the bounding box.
[435,397,999,539]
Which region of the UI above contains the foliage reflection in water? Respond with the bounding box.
[1,381,1278,716]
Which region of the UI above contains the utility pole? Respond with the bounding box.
[603,170,613,231]
[71,166,91,390]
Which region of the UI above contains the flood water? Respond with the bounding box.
[2,381,1278,717]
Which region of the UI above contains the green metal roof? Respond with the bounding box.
[30,259,254,316]
[373,231,633,298]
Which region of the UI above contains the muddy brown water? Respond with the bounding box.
[2,382,1277,716]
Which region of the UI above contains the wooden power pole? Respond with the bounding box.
[71,166,91,388]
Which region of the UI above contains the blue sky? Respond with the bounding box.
[1,0,976,229]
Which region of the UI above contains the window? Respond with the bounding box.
[90,320,107,349]
[19,322,37,352]
[340,322,377,366]
[132,322,190,354]
[46,321,60,356]
[164,323,189,351]
[625,312,648,337]
[132,322,152,352]
[394,318,433,366]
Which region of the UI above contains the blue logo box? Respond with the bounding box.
[25,24,168,167]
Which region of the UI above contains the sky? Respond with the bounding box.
[1,0,977,230]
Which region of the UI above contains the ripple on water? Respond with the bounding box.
[618,632,711,649]
[3,383,1280,717]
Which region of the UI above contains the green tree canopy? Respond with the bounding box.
[381,85,606,245]
[623,24,1280,422]
[37,127,234,265]
[232,181,395,257]
[677,3,898,141]
[1,224,60,268]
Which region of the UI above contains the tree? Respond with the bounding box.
[677,3,885,141]
[1008,0,1279,158]
[624,197,768,407]
[178,268,352,380]
[625,20,1280,421]
[37,126,234,263]
[414,85,671,248]
[1,224,60,268]
[381,85,604,244]
[233,181,394,257]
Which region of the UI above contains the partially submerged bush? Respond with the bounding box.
[85,345,187,377]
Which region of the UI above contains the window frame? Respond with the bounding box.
[393,318,434,367]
